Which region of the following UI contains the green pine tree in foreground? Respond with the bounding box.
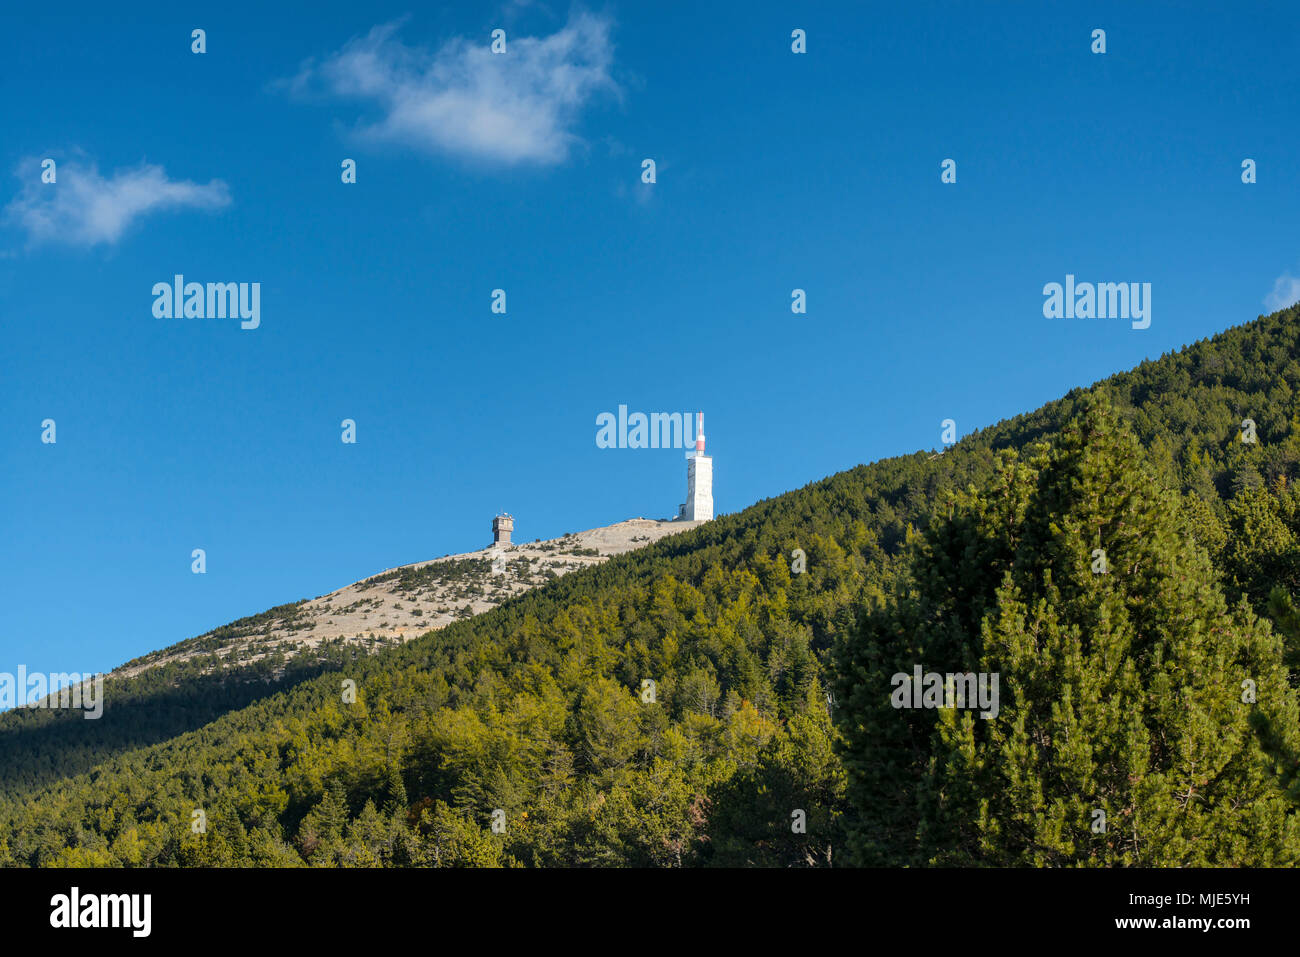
[835,397,1300,866]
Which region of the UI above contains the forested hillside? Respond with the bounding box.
[0,521,695,798]
[4,306,1300,867]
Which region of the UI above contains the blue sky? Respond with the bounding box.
[3,0,1300,677]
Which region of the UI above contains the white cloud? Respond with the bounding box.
[1265,270,1300,312]
[5,158,230,247]
[290,13,618,165]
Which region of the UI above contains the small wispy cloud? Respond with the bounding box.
[4,157,230,247]
[287,13,618,165]
[1265,270,1300,312]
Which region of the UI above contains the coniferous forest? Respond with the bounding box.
[5,307,1300,867]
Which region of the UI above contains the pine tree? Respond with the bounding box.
[836,397,1300,865]
[383,760,408,817]
[1266,587,1300,677]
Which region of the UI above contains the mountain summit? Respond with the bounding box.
[117,518,703,679]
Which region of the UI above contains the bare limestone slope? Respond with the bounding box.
[115,518,702,678]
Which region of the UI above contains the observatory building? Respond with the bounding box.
[677,412,713,521]
[492,513,513,546]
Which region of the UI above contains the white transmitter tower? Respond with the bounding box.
[677,411,713,521]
